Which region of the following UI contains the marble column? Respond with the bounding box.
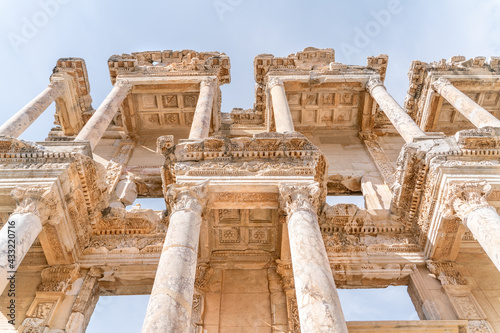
[367,78,427,143]
[447,181,500,272]
[0,80,65,138]
[279,182,348,333]
[269,78,295,133]
[433,77,500,128]
[76,80,132,150]
[141,181,208,333]
[189,78,216,140]
[0,186,53,294]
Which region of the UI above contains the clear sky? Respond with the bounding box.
[1,0,499,331]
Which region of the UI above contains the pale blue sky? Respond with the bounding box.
[1,0,499,331]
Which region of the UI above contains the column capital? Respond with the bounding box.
[432,77,452,94]
[279,182,320,216]
[114,79,133,91]
[166,180,209,215]
[200,77,216,88]
[444,180,492,220]
[366,77,384,94]
[11,185,59,223]
[268,77,284,90]
[48,77,66,94]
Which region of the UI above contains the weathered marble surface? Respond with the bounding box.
[433,78,500,128]
[269,78,295,133]
[142,182,208,333]
[0,80,64,138]
[76,80,132,150]
[464,206,500,272]
[367,78,426,143]
[0,213,43,293]
[280,183,348,333]
[189,78,216,140]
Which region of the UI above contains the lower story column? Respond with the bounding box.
[141,181,208,333]
[279,182,348,333]
[0,186,53,294]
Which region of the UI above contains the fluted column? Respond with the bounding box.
[269,78,295,133]
[189,78,216,140]
[0,80,65,137]
[76,80,132,150]
[141,181,208,333]
[0,186,55,294]
[433,78,500,128]
[279,182,347,333]
[446,181,500,271]
[367,78,426,143]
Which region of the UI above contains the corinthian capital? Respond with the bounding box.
[432,77,452,94]
[11,185,59,223]
[200,77,216,88]
[444,180,491,220]
[279,182,320,216]
[366,77,384,94]
[268,78,284,90]
[166,180,209,215]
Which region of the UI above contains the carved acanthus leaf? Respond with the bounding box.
[11,186,59,223]
[279,182,320,216]
[444,181,491,220]
[167,180,209,215]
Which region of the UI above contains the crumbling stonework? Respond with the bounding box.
[1,48,500,332]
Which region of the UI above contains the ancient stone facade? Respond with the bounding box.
[1,47,500,332]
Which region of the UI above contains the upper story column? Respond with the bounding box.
[269,78,295,133]
[433,77,500,128]
[367,78,427,143]
[189,77,216,140]
[141,181,208,333]
[446,180,500,272]
[0,186,56,294]
[0,79,65,138]
[279,182,347,333]
[75,80,132,150]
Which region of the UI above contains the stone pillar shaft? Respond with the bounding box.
[280,183,347,333]
[367,78,426,143]
[76,80,131,150]
[0,213,42,294]
[0,81,64,138]
[433,78,500,128]
[448,181,500,272]
[464,206,500,271]
[269,78,295,133]
[189,78,216,140]
[141,182,208,333]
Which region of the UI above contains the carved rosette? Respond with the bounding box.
[279,182,320,216]
[431,77,452,95]
[268,77,284,90]
[166,181,209,215]
[366,77,384,94]
[444,181,492,220]
[11,186,59,224]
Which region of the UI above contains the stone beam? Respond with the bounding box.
[433,78,500,129]
[445,180,500,272]
[0,79,65,138]
[141,181,208,333]
[269,78,295,133]
[76,80,132,150]
[279,182,347,333]
[189,77,216,140]
[367,78,427,143]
